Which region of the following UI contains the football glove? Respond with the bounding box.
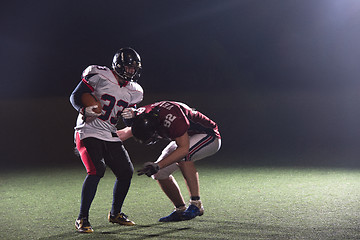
[81,105,102,122]
[137,162,160,177]
[121,108,136,119]
[84,105,102,117]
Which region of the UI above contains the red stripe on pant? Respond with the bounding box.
[75,132,97,175]
[186,135,214,161]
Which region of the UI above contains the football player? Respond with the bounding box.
[70,47,143,233]
[117,101,221,222]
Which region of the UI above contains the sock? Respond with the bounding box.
[175,204,186,212]
[175,204,186,209]
[111,178,131,216]
[190,196,200,201]
[78,175,101,219]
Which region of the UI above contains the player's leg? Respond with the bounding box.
[178,161,200,197]
[152,142,187,221]
[104,141,135,226]
[180,134,221,220]
[178,161,203,219]
[158,175,185,207]
[75,134,107,232]
[156,176,187,222]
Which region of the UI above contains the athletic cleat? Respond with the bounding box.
[75,218,94,233]
[159,205,186,222]
[108,212,135,226]
[159,210,184,222]
[182,200,204,220]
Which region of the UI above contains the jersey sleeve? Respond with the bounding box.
[81,65,102,91]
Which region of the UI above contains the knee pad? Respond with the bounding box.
[114,167,134,181]
[118,171,133,181]
[94,164,106,178]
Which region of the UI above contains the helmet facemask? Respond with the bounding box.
[137,131,159,145]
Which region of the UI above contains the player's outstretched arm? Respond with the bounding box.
[157,132,190,169]
[116,127,133,141]
[121,108,136,119]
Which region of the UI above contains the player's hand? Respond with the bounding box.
[81,105,102,122]
[84,105,101,117]
[85,105,102,116]
[137,162,160,177]
[121,108,136,119]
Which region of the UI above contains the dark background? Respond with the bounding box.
[1,0,360,169]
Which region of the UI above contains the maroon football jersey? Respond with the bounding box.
[137,101,220,140]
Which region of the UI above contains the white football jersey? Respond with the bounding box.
[74,65,143,142]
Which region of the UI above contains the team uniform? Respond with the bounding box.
[136,101,221,180]
[70,47,143,233]
[73,65,143,176]
[75,65,143,142]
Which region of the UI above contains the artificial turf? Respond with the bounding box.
[1,162,360,239]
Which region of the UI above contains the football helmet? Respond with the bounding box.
[112,47,142,81]
[131,111,160,145]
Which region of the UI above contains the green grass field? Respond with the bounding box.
[1,162,360,240]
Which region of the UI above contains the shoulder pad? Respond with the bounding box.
[82,65,110,79]
[126,82,144,105]
[126,81,144,93]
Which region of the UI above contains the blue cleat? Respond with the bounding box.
[159,210,184,222]
[182,200,204,220]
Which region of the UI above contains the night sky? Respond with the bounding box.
[2,0,359,98]
[1,0,360,167]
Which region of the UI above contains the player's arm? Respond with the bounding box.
[69,81,92,112]
[70,80,102,121]
[116,127,133,141]
[158,132,190,169]
[70,65,101,112]
[137,132,190,177]
[121,106,137,127]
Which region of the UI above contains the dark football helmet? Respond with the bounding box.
[112,47,142,81]
[131,110,160,145]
